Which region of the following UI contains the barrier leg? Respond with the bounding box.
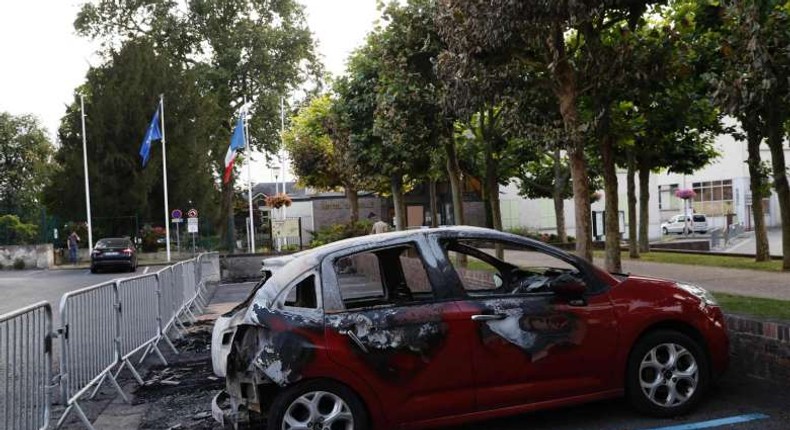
[89,373,108,399]
[161,332,179,355]
[57,402,95,430]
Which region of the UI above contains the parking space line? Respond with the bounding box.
[143,266,150,274]
[643,413,769,430]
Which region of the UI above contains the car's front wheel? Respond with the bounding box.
[662,227,668,235]
[626,330,709,417]
[267,380,368,430]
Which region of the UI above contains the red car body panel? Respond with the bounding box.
[215,227,729,430]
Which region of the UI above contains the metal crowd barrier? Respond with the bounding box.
[54,252,219,430]
[57,281,124,429]
[1,302,54,430]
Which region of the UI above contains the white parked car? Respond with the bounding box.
[661,214,708,235]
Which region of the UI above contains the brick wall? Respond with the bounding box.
[312,197,386,230]
[726,314,790,384]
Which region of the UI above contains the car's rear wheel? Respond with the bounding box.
[626,330,709,417]
[662,227,668,235]
[267,380,368,430]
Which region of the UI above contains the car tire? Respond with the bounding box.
[267,380,369,430]
[662,227,668,235]
[90,266,97,274]
[129,263,136,272]
[626,330,709,418]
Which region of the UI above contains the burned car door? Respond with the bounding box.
[322,241,476,423]
[439,238,619,410]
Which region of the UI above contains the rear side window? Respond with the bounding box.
[283,275,318,309]
[693,215,706,222]
[334,244,434,309]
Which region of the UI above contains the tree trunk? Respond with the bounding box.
[429,179,439,227]
[765,112,790,270]
[600,135,622,272]
[627,153,639,259]
[745,127,771,262]
[551,29,591,262]
[485,147,502,232]
[552,148,568,243]
[345,186,359,223]
[638,162,650,254]
[391,174,406,231]
[444,138,465,226]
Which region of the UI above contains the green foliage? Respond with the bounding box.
[309,221,373,248]
[0,215,38,245]
[44,41,221,235]
[0,112,53,226]
[13,258,26,270]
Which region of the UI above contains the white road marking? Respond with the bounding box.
[143,266,150,274]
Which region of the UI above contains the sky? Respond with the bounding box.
[0,0,381,184]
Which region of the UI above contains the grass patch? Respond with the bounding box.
[713,293,790,321]
[594,250,785,272]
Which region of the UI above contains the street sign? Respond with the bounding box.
[187,217,199,233]
[171,218,183,224]
[171,209,183,219]
[187,208,198,218]
[272,218,299,237]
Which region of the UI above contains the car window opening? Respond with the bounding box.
[442,239,583,297]
[284,275,318,309]
[334,244,435,310]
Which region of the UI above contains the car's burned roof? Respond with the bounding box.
[249,226,592,313]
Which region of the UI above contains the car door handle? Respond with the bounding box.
[471,314,506,321]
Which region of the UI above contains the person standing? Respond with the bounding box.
[368,212,389,234]
[68,231,80,265]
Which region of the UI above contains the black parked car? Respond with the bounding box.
[90,238,138,273]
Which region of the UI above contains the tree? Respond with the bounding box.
[44,41,222,238]
[691,0,790,269]
[284,94,371,222]
[436,0,658,264]
[75,0,319,251]
[0,112,53,243]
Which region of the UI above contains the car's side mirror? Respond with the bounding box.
[551,273,586,297]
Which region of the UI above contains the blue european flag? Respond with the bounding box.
[139,106,162,167]
[230,112,246,150]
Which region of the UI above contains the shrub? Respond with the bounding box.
[505,227,574,244]
[140,224,165,252]
[265,193,293,209]
[13,258,26,270]
[309,221,373,247]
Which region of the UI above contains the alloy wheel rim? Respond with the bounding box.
[639,342,699,408]
[282,391,354,430]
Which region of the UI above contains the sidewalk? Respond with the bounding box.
[614,258,790,301]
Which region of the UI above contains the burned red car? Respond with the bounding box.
[211,226,728,430]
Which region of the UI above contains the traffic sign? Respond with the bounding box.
[171,209,183,219]
[171,218,183,224]
[187,208,198,218]
[187,217,199,233]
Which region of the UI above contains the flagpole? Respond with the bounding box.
[244,99,255,253]
[160,94,171,262]
[280,97,286,221]
[80,94,94,254]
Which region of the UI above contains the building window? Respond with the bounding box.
[658,184,680,210]
[691,180,734,216]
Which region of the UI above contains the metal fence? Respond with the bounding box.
[0,302,54,430]
[0,252,220,430]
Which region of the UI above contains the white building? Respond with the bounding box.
[501,122,789,239]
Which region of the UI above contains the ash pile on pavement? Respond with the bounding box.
[134,321,224,430]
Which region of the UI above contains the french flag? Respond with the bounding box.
[223,113,246,183]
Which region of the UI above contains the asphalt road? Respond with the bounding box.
[0,267,155,325]
[459,372,790,430]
